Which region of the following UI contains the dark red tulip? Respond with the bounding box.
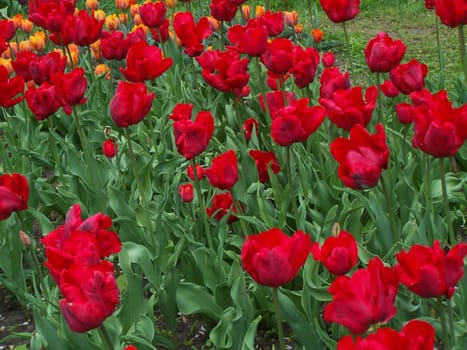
[138,1,167,28]
[434,0,467,27]
[25,82,61,120]
[51,67,87,114]
[0,173,29,220]
[0,65,24,108]
[206,192,237,222]
[205,150,238,190]
[173,12,212,57]
[249,150,281,183]
[364,32,406,73]
[319,0,360,23]
[389,59,428,95]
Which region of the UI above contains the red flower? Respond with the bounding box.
[138,1,167,28]
[41,204,121,283]
[51,67,87,114]
[261,37,295,75]
[205,150,238,190]
[169,102,193,121]
[210,0,238,22]
[173,12,211,57]
[12,50,36,82]
[196,49,250,97]
[311,230,358,276]
[322,52,335,67]
[249,150,281,183]
[319,67,350,99]
[29,51,67,85]
[259,90,296,119]
[364,32,406,73]
[241,228,311,287]
[424,0,436,9]
[110,81,155,127]
[170,105,214,160]
[25,82,60,120]
[380,79,399,98]
[319,85,378,131]
[389,59,428,95]
[121,41,172,82]
[337,319,435,350]
[150,19,170,43]
[102,139,117,158]
[434,0,467,28]
[101,31,132,60]
[0,65,24,108]
[0,173,29,220]
[124,346,138,350]
[411,89,467,157]
[289,45,320,88]
[259,11,284,37]
[319,0,360,23]
[0,19,16,42]
[243,118,259,140]
[206,192,237,222]
[178,183,194,202]
[395,240,467,299]
[72,9,104,46]
[227,18,268,57]
[28,1,71,32]
[271,98,326,146]
[187,164,205,180]
[330,124,389,189]
[59,262,120,332]
[324,257,399,334]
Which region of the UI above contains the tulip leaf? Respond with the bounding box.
[176,281,223,319]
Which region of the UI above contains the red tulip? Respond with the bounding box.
[28,51,66,85]
[289,45,320,88]
[411,89,467,157]
[311,230,358,276]
[424,0,435,9]
[364,32,406,73]
[28,1,71,32]
[319,85,378,131]
[324,257,399,334]
[321,52,335,67]
[261,38,295,75]
[227,18,268,57]
[210,0,238,22]
[11,50,37,82]
[389,59,428,95]
[319,67,350,99]
[395,240,467,299]
[319,0,360,23]
[138,1,167,28]
[205,150,238,190]
[121,41,172,82]
[241,228,311,287]
[206,192,237,222]
[380,79,399,98]
[178,183,194,202]
[110,81,155,127]
[0,19,16,42]
[101,31,132,60]
[59,262,120,332]
[434,0,467,27]
[271,98,326,146]
[187,164,205,180]
[0,65,24,108]
[102,139,117,158]
[0,173,29,220]
[330,124,389,189]
[243,118,259,140]
[170,105,214,160]
[173,12,212,57]
[51,67,87,115]
[259,11,284,37]
[72,9,103,46]
[169,103,193,122]
[249,150,281,183]
[25,82,61,120]
[150,19,170,43]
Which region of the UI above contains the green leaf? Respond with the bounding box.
[176,281,223,319]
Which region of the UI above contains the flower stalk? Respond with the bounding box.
[439,158,455,244]
[272,288,286,350]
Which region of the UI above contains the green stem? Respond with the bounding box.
[233,98,247,144]
[423,153,434,243]
[435,14,445,89]
[286,146,299,229]
[381,173,399,242]
[447,298,456,347]
[230,190,249,238]
[272,288,286,350]
[342,21,354,72]
[440,158,456,244]
[458,25,467,81]
[375,73,384,124]
[191,158,213,250]
[438,297,450,350]
[98,324,114,350]
[254,57,271,126]
[47,119,64,179]
[0,130,11,172]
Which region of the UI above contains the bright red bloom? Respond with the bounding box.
[72,9,103,46]
[29,51,67,85]
[249,150,281,183]
[364,32,406,73]
[0,19,16,41]
[169,103,193,122]
[243,118,259,140]
[206,192,237,222]
[110,81,155,127]
[261,37,295,75]
[170,105,214,160]
[311,230,358,276]
[227,18,268,57]
[12,50,37,82]
[434,0,467,27]
[123,346,138,350]
[380,79,399,98]
[395,240,467,299]
[289,46,320,88]
[260,90,296,120]
[324,257,399,334]
[102,139,117,158]
[319,85,378,131]
[178,183,194,202]
[389,59,428,95]
[25,82,60,120]
[41,204,121,284]
[330,124,389,189]
[271,98,326,146]
[28,0,72,32]
[259,11,284,37]
[411,89,467,157]
[101,31,132,60]
[187,164,205,180]
[121,41,173,82]
[241,228,311,287]
[0,65,24,108]
[173,12,212,57]
[205,150,238,190]
[319,67,350,99]
[210,0,238,22]
[319,0,360,23]
[0,173,29,220]
[150,19,170,43]
[59,262,120,332]
[424,0,435,8]
[138,1,167,28]
[51,67,87,114]
[322,52,335,67]
[196,49,250,97]
[337,319,435,350]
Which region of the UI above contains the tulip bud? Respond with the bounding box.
[178,183,194,202]
[19,230,32,247]
[102,139,117,158]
